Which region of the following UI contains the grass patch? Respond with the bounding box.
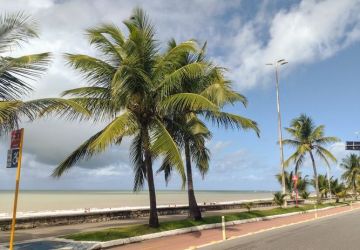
[65,202,346,242]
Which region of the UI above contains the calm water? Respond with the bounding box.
[0,190,273,214]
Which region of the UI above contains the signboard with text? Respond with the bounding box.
[6,128,25,249]
[6,149,20,168]
[6,129,23,169]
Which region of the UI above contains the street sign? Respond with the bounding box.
[346,141,360,150]
[6,149,19,168]
[10,129,22,149]
[6,128,24,250]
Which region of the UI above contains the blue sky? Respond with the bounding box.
[1,0,360,191]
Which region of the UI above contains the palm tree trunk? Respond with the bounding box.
[309,151,321,204]
[144,129,159,228]
[184,141,202,221]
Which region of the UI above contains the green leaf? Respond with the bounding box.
[89,111,138,153]
[160,93,219,114]
[151,119,186,188]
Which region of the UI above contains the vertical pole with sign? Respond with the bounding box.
[8,128,24,250]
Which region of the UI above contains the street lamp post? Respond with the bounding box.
[267,59,288,207]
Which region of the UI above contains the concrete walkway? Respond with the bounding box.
[109,203,360,250]
[0,207,272,244]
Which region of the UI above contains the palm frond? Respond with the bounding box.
[160,93,218,114]
[150,118,186,187]
[158,62,206,97]
[52,130,105,177]
[204,111,259,136]
[0,53,51,99]
[89,111,138,153]
[0,12,38,53]
[65,54,115,88]
[131,131,147,191]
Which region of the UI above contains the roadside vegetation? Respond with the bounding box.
[65,202,345,242]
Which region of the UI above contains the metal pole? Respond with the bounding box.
[9,128,24,250]
[275,65,287,208]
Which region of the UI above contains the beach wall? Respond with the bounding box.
[0,199,303,231]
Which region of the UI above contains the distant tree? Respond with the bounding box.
[330,178,346,202]
[283,114,339,203]
[340,154,360,200]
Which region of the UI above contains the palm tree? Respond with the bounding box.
[276,171,294,196]
[330,178,346,202]
[276,171,308,198]
[273,192,287,208]
[51,8,224,228]
[340,154,360,200]
[0,12,51,132]
[312,174,330,198]
[158,42,259,220]
[283,114,339,203]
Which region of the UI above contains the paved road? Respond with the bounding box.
[200,208,360,250]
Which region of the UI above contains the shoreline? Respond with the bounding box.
[0,198,273,220]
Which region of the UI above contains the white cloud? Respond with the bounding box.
[219,0,360,89]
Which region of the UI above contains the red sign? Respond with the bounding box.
[292,175,298,181]
[10,129,22,149]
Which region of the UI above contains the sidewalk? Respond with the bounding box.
[110,203,360,250]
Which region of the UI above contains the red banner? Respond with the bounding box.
[10,129,22,149]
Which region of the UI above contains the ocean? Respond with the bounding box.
[0,190,273,217]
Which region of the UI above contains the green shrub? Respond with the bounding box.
[244,202,254,212]
[300,191,310,200]
[273,192,287,207]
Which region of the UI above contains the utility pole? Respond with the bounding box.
[267,59,288,207]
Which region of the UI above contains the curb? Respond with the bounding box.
[75,203,352,249]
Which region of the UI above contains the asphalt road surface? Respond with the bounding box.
[200,209,360,250]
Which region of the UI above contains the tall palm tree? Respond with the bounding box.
[340,154,360,199]
[160,114,211,220]
[51,8,223,228]
[158,42,259,220]
[283,114,339,203]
